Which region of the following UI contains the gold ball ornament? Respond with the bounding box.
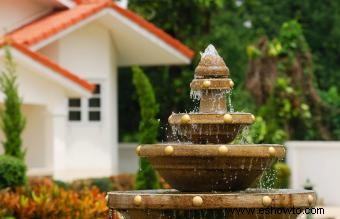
[192,196,203,207]
[229,80,234,88]
[262,196,272,207]
[268,147,276,157]
[136,145,141,155]
[164,146,174,155]
[250,114,256,122]
[181,114,191,124]
[223,114,233,123]
[168,114,174,123]
[133,195,142,206]
[308,194,314,205]
[203,80,211,88]
[218,145,229,155]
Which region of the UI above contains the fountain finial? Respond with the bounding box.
[201,44,219,57]
[195,44,229,78]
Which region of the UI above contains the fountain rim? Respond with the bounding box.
[190,78,234,90]
[137,144,285,158]
[168,112,255,124]
[108,189,316,210]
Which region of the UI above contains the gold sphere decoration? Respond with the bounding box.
[136,145,141,155]
[262,196,272,207]
[133,195,142,206]
[181,114,191,124]
[308,194,314,205]
[268,147,276,157]
[223,114,233,123]
[192,196,203,207]
[229,80,234,88]
[164,145,174,155]
[250,114,256,122]
[168,115,173,123]
[218,145,229,155]
[203,80,211,88]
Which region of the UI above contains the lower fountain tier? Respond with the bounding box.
[108,189,316,219]
[138,144,285,192]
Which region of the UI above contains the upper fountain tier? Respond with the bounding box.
[168,45,254,144]
[194,44,230,78]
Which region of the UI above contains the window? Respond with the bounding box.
[88,84,101,121]
[68,98,81,121]
[68,83,102,122]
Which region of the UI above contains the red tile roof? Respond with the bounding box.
[8,1,194,59]
[0,40,95,92]
[0,1,194,94]
[9,1,110,46]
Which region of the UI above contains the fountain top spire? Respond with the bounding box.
[201,44,219,56]
[195,44,229,78]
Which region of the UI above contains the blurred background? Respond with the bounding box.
[0,0,339,218]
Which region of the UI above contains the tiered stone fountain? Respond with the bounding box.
[108,45,316,219]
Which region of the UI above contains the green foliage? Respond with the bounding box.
[132,66,160,190]
[90,178,113,192]
[53,179,70,189]
[320,86,340,139]
[120,1,340,142]
[245,117,267,144]
[0,155,26,189]
[242,0,340,90]
[247,20,324,142]
[0,47,26,160]
[273,162,291,188]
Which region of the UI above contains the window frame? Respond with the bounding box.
[67,81,103,124]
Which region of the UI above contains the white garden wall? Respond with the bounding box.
[118,143,139,174]
[286,141,340,206]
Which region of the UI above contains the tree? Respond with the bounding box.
[246,20,333,141]
[119,0,340,142]
[132,66,160,190]
[0,46,26,160]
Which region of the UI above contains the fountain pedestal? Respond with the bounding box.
[107,45,316,218]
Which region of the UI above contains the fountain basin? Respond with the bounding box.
[138,144,285,192]
[168,113,255,144]
[108,189,316,219]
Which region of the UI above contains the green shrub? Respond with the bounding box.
[132,66,160,190]
[274,162,291,188]
[53,179,70,189]
[91,177,113,192]
[0,155,26,189]
[0,46,26,160]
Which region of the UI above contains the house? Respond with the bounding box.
[0,0,194,180]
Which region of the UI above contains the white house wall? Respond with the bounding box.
[286,141,340,205]
[22,105,50,170]
[40,21,117,180]
[0,0,50,34]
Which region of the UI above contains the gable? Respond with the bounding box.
[0,43,95,97]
